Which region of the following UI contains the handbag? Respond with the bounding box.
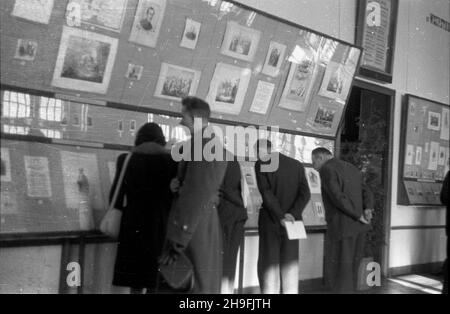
[158,252,194,292]
[100,153,132,239]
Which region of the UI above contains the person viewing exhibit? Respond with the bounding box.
[0,0,449,299]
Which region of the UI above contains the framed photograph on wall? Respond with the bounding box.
[180,18,201,50]
[220,21,261,62]
[262,41,287,77]
[154,63,201,101]
[355,0,398,83]
[51,26,118,94]
[65,0,128,32]
[11,0,54,25]
[129,0,166,48]
[14,39,38,61]
[206,62,252,115]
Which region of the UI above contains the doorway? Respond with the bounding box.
[337,80,395,276]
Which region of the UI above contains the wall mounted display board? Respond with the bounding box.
[355,0,398,83]
[1,0,359,238]
[1,0,361,138]
[398,94,449,206]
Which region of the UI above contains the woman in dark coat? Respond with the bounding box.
[110,123,177,293]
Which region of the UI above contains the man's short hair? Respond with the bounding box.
[182,96,210,120]
[255,138,272,151]
[312,147,333,157]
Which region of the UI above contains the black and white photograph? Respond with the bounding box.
[428,111,441,131]
[220,21,261,62]
[180,18,201,50]
[125,63,143,80]
[51,26,118,94]
[129,0,166,48]
[14,39,38,61]
[314,105,336,129]
[206,62,251,115]
[154,63,201,101]
[11,0,54,24]
[262,41,287,77]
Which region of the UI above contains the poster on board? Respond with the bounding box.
[0,148,12,182]
[180,18,201,50]
[24,156,52,198]
[60,151,103,211]
[51,26,118,94]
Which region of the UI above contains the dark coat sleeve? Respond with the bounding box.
[166,159,227,248]
[320,164,360,220]
[108,153,127,211]
[362,182,375,209]
[220,162,244,209]
[288,163,311,220]
[254,160,284,221]
[441,171,449,206]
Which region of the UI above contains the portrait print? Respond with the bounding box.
[180,18,201,50]
[427,111,441,131]
[262,41,287,77]
[154,63,201,101]
[129,0,166,48]
[52,27,118,94]
[14,39,38,61]
[221,21,261,62]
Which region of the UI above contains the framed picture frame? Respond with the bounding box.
[51,26,118,94]
[180,18,201,50]
[11,0,54,25]
[65,0,128,32]
[355,0,398,83]
[206,62,252,115]
[154,63,201,101]
[262,41,287,77]
[129,0,166,48]
[125,63,144,80]
[220,21,261,62]
[14,39,38,61]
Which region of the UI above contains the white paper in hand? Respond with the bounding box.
[284,220,307,240]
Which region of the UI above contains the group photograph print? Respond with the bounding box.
[51,26,118,94]
[206,62,252,115]
[220,21,261,62]
[65,0,128,32]
[129,0,166,48]
[154,63,201,101]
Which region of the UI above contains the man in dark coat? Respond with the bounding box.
[311,147,374,293]
[441,171,449,294]
[218,157,247,293]
[159,97,228,293]
[254,139,311,294]
[110,123,177,293]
